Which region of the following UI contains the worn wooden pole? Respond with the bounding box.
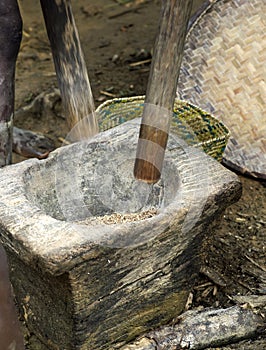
[40,0,98,141]
[0,0,22,166]
[134,0,193,183]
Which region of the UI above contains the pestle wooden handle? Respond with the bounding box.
[134,0,193,183]
[0,0,22,166]
[40,0,98,141]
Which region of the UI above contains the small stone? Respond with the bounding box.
[112,54,120,62]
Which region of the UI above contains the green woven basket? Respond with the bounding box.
[96,96,230,162]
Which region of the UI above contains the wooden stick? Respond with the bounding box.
[121,306,263,349]
[40,0,98,142]
[134,0,193,183]
[0,0,22,166]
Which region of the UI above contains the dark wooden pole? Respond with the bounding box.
[0,0,22,166]
[40,0,98,141]
[134,0,193,183]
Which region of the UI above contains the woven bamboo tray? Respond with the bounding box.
[96,96,229,162]
[177,0,266,179]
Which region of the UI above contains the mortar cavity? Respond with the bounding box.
[23,138,180,223]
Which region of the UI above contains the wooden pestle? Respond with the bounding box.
[40,0,99,142]
[134,0,193,183]
[0,0,22,166]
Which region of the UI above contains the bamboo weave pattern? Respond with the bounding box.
[96,96,229,162]
[177,0,266,178]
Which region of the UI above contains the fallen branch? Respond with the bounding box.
[129,59,152,67]
[120,306,264,350]
[99,90,117,97]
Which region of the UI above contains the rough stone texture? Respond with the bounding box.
[0,120,241,349]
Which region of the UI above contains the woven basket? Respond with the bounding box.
[177,0,265,178]
[96,96,229,162]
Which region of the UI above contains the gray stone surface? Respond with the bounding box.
[0,120,241,349]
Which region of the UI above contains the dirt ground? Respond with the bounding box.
[12,0,265,348]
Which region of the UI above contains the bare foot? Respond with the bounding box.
[13,127,55,159]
